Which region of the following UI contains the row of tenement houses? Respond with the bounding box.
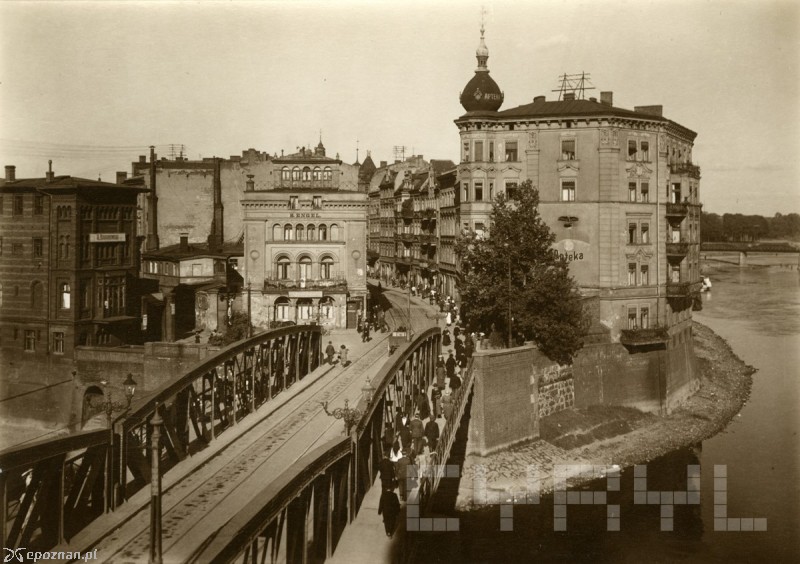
[0,26,702,411]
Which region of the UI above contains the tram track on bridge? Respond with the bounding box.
[94,287,433,563]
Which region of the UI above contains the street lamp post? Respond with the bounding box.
[93,373,137,511]
[247,281,252,338]
[150,404,163,564]
[504,243,512,348]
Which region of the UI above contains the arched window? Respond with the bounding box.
[296,224,304,241]
[330,224,340,240]
[320,256,334,279]
[273,224,282,240]
[276,256,291,280]
[298,256,312,281]
[281,167,290,181]
[323,167,332,181]
[318,224,327,241]
[292,167,300,181]
[274,297,291,321]
[60,282,71,309]
[31,281,43,310]
[312,167,321,181]
[319,296,335,320]
[302,167,311,181]
[283,224,293,241]
[307,224,316,241]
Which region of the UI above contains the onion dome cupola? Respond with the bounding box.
[459,23,504,112]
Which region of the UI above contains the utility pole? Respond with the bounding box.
[407,283,411,341]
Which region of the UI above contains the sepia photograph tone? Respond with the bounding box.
[1,1,798,562]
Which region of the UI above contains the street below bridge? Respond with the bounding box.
[53,283,442,563]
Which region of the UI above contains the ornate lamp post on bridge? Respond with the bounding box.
[320,399,363,436]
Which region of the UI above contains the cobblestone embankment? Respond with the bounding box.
[456,321,756,508]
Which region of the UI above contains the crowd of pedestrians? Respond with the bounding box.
[375,313,473,539]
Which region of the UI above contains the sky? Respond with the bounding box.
[1,0,798,216]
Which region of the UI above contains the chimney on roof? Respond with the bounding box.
[207,157,224,252]
[380,161,387,168]
[146,146,160,251]
[116,171,127,185]
[563,92,575,101]
[46,160,54,183]
[600,91,613,106]
[533,95,545,103]
[245,174,255,192]
[5,165,15,182]
[179,233,189,253]
[139,155,147,164]
[589,97,597,102]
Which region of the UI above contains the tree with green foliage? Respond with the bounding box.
[456,179,589,364]
[209,311,253,346]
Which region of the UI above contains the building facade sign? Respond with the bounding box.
[288,290,324,298]
[289,212,322,218]
[551,238,589,262]
[89,233,126,242]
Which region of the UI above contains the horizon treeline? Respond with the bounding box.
[701,212,800,242]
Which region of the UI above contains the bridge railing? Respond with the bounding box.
[0,324,323,552]
[427,356,474,503]
[195,326,443,563]
[0,429,109,550]
[119,325,323,505]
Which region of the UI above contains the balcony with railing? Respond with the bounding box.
[669,163,701,179]
[666,202,689,219]
[419,233,437,246]
[666,242,689,258]
[620,326,669,347]
[263,272,348,292]
[666,280,700,298]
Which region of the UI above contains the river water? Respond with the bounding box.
[416,257,799,563]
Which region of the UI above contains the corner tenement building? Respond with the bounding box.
[452,25,703,412]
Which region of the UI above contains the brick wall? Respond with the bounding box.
[466,324,699,455]
[537,365,575,417]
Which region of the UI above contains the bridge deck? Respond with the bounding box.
[54,286,441,563]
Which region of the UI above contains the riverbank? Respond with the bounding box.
[456,320,756,508]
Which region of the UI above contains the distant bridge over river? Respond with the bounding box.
[700,242,800,266]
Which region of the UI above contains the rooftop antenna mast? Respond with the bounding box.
[393,145,406,162]
[552,72,595,101]
[167,143,186,160]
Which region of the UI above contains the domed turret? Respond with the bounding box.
[460,24,503,112]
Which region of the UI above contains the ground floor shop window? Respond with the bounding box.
[297,298,313,320]
[319,297,335,320]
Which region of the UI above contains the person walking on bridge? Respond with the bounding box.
[378,487,401,537]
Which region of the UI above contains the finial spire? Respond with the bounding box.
[476,6,490,70]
